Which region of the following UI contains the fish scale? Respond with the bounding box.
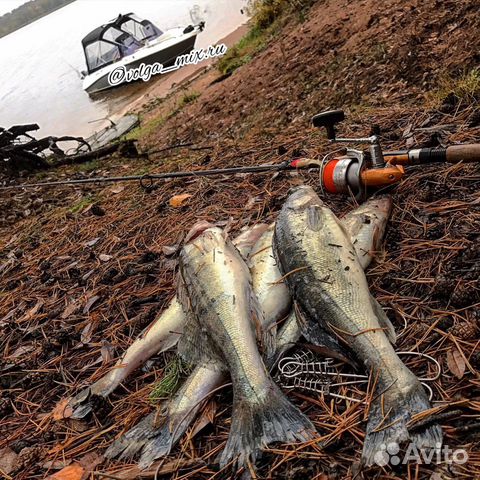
[278,201,403,387]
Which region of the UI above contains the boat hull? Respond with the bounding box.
[84,34,197,94]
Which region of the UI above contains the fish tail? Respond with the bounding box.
[137,421,176,469]
[362,381,443,466]
[105,412,158,460]
[138,406,202,469]
[218,381,316,468]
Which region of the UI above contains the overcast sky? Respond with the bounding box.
[0,0,30,16]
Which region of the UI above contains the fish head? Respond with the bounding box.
[184,221,217,243]
[232,223,270,257]
[285,185,325,211]
[183,223,226,259]
[367,194,393,219]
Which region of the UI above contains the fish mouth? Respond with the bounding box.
[184,221,216,243]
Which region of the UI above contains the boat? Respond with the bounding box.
[81,13,205,94]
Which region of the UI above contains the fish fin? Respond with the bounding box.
[362,381,442,467]
[294,303,357,367]
[218,381,316,469]
[271,311,302,367]
[369,295,396,344]
[105,411,160,460]
[69,380,115,419]
[68,387,92,419]
[71,402,93,419]
[138,402,204,469]
[137,420,175,469]
[176,309,224,371]
[306,205,323,232]
[249,289,276,360]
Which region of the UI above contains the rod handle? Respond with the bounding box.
[446,144,480,163]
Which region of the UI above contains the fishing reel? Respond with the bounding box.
[292,110,404,199]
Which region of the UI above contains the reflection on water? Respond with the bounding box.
[0,0,247,138]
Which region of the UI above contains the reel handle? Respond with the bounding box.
[312,110,345,140]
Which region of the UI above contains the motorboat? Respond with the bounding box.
[81,13,204,94]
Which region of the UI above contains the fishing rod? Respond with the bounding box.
[0,163,299,190]
[2,110,479,198]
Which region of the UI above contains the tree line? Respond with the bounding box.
[0,0,76,38]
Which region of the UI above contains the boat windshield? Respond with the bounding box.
[85,41,121,73]
[119,14,163,42]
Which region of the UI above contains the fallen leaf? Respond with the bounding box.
[84,237,100,248]
[78,451,104,477]
[81,269,95,281]
[169,193,192,208]
[18,299,45,323]
[80,322,94,344]
[9,343,35,359]
[190,400,218,438]
[98,254,112,262]
[61,302,79,319]
[52,398,73,421]
[83,295,100,314]
[100,343,115,363]
[5,234,19,248]
[0,447,18,475]
[110,185,125,194]
[446,348,465,379]
[42,459,72,470]
[46,463,84,480]
[161,245,178,256]
[244,196,259,210]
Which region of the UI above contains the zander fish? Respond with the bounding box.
[248,223,291,362]
[274,185,442,466]
[176,223,315,468]
[68,224,268,419]
[275,195,393,360]
[341,196,392,270]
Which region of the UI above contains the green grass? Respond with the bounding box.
[68,195,95,213]
[178,91,201,108]
[217,0,315,77]
[73,158,102,173]
[124,92,200,141]
[149,356,193,402]
[124,115,167,140]
[429,68,480,107]
[217,25,268,76]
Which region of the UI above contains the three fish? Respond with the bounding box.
[70,186,437,471]
[107,195,394,467]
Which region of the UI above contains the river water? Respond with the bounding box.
[0,0,247,138]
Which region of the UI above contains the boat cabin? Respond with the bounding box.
[81,13,163,74]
